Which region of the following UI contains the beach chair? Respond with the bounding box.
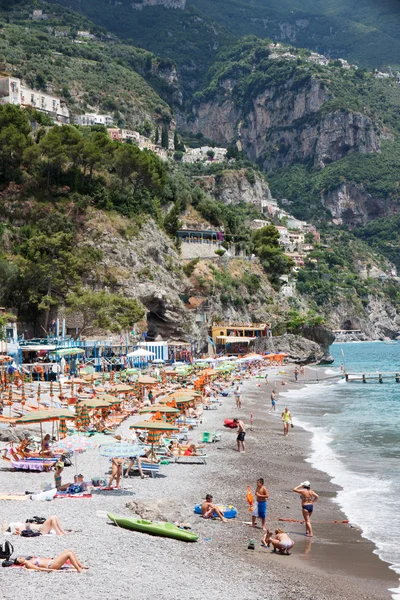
[125,462,160,478]
[174,454,207,465]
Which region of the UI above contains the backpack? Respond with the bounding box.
[0,541,13,560]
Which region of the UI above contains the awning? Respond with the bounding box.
[20,345,57,352]
[215,336,252,344]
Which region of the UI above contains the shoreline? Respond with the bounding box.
[0,369,398,599]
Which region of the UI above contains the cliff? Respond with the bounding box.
[193,169,272,209]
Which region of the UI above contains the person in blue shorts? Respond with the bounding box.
[270,389,277,411]
[251,478,269,530]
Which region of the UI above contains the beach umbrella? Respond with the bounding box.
[125,368,139,374]
[112,384,134,393]
[151,359,165,364]
[80,398,112,409]
[138,405,180,415]
[16,408,75,424]
[137,375,158,385]
[75,404,83,430]
[79,403,90,428]
[96,394,123,405]
[65,378,87,385]
[130,420,178,458]
[127,349,155,358]
[99,442,143,458]
[56,348,85,356]
[57,434,100,475]
[59,418,68,438]
[84,365,95,375]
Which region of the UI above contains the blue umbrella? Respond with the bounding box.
[99,443,144,458]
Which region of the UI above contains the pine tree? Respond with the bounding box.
[174,130,179,150]
[155,127,159,145]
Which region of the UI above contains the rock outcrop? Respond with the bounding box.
[322,183,394,226]
[255,333,325,364]
[187,77,380,171]
[194,169,272,210]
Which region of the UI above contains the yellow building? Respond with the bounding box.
[209,322,270,353]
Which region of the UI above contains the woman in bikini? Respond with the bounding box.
[14,550,87,572]
[293,481,319,537]
[108,457,124,488]
[263,528,294,555]
[9,515,67,536]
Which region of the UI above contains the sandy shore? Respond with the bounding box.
[0,370,398,600]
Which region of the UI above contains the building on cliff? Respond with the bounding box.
[209,322,271,355]
[0,76,70,124]
[75,113,113,126]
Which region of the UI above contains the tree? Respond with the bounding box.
[66,290,145,338]
[252,226,294,287]
[155,127,159,145]
[161,125,169,150]
[163,201,182,238]
[0,312,15,341]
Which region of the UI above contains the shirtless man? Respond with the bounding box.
[201,494,228,522]
[251,478,269,530]
[270,390,277,412]
[233,418,246,452]
[293,481,319,537]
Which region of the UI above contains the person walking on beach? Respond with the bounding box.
[294,367,299,382]
[234,385,242,409]
[270,390,277,412]
[293,481,319,537]
[233,418,246,452]
[281,407,292,436]
[251,478,269,530]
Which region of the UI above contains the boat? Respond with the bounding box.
[107,513,199,542]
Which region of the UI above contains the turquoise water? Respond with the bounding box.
[281,342,400,596]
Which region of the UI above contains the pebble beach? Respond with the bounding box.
[0,369,397,600]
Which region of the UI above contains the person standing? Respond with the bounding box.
[294,367,299,382]
[293,481,319,537]
[281,407,292,436]
[233,418,246,452]
[251,478,269,530]
[270,389,277,412]
[234,385,242,409]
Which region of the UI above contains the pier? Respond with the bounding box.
[345,372,400,383]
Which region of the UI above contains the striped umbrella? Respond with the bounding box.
[130,420,179,459]
[75,404,83,430]
[59,418,68,438]
[79,403,90,428]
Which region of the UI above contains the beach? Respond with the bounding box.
[0,369,398,600]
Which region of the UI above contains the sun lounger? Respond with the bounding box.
[174,454,207,465]
[125,462,160,478]
[11,458,56,471]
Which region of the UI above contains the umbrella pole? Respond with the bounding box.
[40,422,43,456]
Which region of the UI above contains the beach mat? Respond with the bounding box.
[0,495,29,501]
[55,493,92,499]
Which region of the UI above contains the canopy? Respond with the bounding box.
[112,384,134,393]
[130,420,179,432]
[16,408,75,424]
[56,435,100,452]
[56,348,85,356]
[20,345,56,352]
[215,336,252,344]
[127,349,155,358]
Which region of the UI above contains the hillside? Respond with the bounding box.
[184,37,400,229]
[51,0,400,87]
[0,1,174,130]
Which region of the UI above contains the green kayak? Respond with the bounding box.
[107,513,199,542]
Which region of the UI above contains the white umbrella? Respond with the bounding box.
[216,356,237,362]
[151,359,165,363]
[127,349,156,358]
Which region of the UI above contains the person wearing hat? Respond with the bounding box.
[293,481,319,537]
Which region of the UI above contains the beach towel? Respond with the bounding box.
[0,495,28,501]
[54,493,92,499]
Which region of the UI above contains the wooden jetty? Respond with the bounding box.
[345,372,400,383]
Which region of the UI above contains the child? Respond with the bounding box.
[262,528,294,555]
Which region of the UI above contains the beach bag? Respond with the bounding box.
[91,477,107,487]
[61,454,73,467]
[26,517,46,525]
[0,541,13,560]
[21,530,41,537]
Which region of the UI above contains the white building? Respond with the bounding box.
[31,9,48,20]
[0,76,69,124]
[77,31,95,40]
[286,216,308,230]
[275,225,290,246]
[75,113,114,126]
[249,219,271,231]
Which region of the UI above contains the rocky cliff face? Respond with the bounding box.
[322,183,394,226]
[194,169,272,209]
[187,77,380,171]
[78,210,199,342]
[326,295,400,339]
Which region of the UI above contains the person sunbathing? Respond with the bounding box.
[201,494,228,522]
[8,515,67,536]
[262,528,294,555]
[41,434,53,456]
[14,550,87,572]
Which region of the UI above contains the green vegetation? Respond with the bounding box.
[252,225,293,288]
[0,104,219,325]
[0,2,173,127]
[66,290,145,337]
[355,216,400,271]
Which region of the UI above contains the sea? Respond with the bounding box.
[281,341,400,598]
